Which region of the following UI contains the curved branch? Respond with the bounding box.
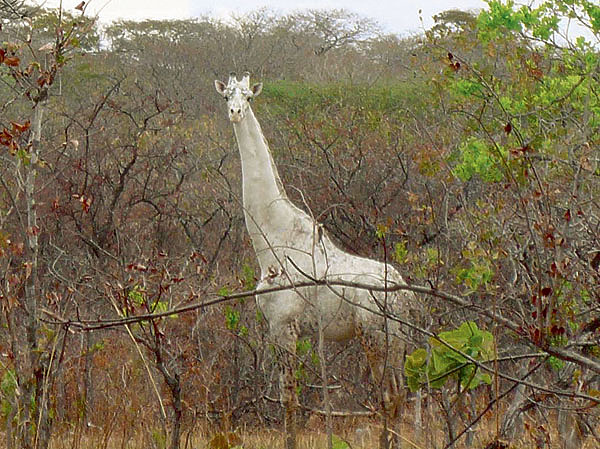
[41,277,600,387]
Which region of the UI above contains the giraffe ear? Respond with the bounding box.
[215,80,227,96]
[251,82,263,97]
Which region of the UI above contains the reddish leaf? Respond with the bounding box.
[0,129,12,146]
[37,73,52,87]
[533,328,541,344]
[530,68,543,79]
[75,1,85,11]
[11,120,30,134]
[504,122,512,134]
[11,242,24,256]
[540,286,552,297]
[591,252,600,271]
[549,262,558,277]
[543,231,555,248]
[3,56,20,67]
[79,195,92,212]
[23,261,32,279]
[0,48,5,63]
[447,52,454,61]
[127,263,147,272]
[563,209,571,222]
[26,225,40,237]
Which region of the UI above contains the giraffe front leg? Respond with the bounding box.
[273,321,299,449]
[360,328,406,449]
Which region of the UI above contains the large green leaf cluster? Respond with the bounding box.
[405,321,495,392]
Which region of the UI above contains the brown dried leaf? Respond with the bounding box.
[0,129,12,146]
[591,252,600,272]
[38,42,54,52]
[4,56,20,67]
[11,120,30,134]
[23,261,32,280]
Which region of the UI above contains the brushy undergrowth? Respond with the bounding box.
[42,415,599,449]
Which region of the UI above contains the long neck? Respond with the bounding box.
[233,107,318,273]
[233,107,288,216]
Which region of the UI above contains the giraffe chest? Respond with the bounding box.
[256,283,358,342]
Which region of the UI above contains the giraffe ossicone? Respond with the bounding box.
[215,73,416,449]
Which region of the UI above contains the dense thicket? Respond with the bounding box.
[1,1,599,448]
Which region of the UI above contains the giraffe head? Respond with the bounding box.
[215,72,263,123]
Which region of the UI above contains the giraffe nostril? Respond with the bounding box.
[230,109,234,114]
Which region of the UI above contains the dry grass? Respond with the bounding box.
[42,411,599,449]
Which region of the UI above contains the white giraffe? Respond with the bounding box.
[215,73,415,449]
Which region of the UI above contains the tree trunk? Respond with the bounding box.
[414,390,422,445]
[83,332,93,426]
[13,96,51,449]
[154,337,182,449]
[168,373,182,449]
[317,314,333,449]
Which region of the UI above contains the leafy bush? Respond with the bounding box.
[451,138,506,182]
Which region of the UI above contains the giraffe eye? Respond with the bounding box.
[224,96,229,101]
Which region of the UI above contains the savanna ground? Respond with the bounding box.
[1,1,600,448]
[41,411,600,449]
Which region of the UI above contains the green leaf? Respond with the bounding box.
[1,370,17,418]
[296,337,312,356]
[217,286,231,297]
[375,223,388,239]
[128,285,145,305]
[224,306,240,331]
[17,148,31,165]
[332,434,350,449]
[404,348,428,392]
[547,355,565,371]
[405,321,496,392]
[394,241,409,264]
[241,262,256,290]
